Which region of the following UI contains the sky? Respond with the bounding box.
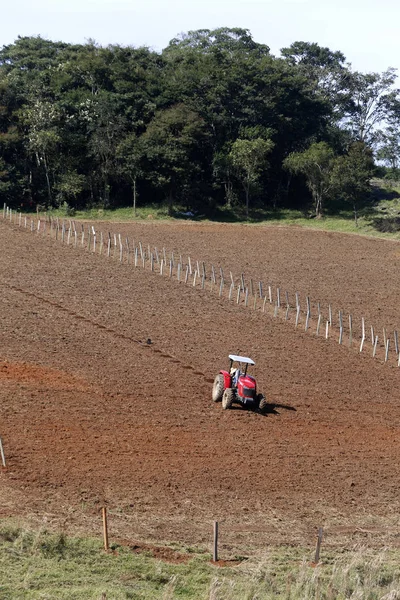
[2,0,400,75]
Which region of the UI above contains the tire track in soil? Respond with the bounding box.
[2,282,212,383]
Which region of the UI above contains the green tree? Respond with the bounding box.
[229,137,274,217]
[284,142,336,217]
[376,126,400,174]
[345,68,400,145]
[86,93,126,207]
[18,98,61,205]
[116,133,144,216]
[330,142,375,225]
[142,103,210,213]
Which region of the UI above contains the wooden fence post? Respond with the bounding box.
[360,317,366,352]
[385,339,390,362]
[349,314,353,347]
[219,277,224,298]
[213,521,219,562]
[102,507,109,552]
[0,437,6,467]
[373,335,378,357]
[314,527,323,564]
[316,313,322,336]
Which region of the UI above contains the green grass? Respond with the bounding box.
[42,203,172,222]
[21,179,400,241]
[2,523,400,599]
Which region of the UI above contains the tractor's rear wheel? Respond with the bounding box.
[258,395,267,412]
[212,374,224,402]
[222,388,234,410]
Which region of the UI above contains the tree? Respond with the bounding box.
[330,142,375,225]
[18,98,61,205]
[280,41,352,123]
[142,104,210,212]
[55,171,86,209]
[344,68,400,146]
[229,137,274,217]
[166,27,270,56]
[116,133,144,216]
[86,93,126,207]
[376,126,400,174]
[284,142,336,217]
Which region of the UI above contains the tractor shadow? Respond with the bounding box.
[261,402,297,416]
[230,402,297,416]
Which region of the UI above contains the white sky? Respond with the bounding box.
[2,0,399,74]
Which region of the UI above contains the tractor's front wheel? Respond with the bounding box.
[258,395,267,412]
[222,388,234,410]
[212,374,225,402]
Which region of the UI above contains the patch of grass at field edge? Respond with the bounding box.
[1,522,400,599]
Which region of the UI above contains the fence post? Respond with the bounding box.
[385,339,390,362]
[360,317,366,352]
[373,335,378,358]
[213,521,219,562]
[314,527,323,564]
[0,437,6,467]
[349,314,353,347]
[219,277,224,298]
[102,507,109,552]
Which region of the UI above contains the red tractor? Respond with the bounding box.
[212,354,267,411]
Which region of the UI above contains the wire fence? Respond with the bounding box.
[2,204,399,367]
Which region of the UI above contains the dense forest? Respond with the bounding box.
[0,28,399,217]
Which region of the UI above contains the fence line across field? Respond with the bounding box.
[3,205,399,366]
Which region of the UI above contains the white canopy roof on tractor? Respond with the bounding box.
[229,354,255,365]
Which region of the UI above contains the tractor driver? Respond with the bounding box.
[230,366,241,386]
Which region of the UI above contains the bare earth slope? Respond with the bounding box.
[1,219,400,551]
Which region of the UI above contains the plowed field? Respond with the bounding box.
[1,218,400,552]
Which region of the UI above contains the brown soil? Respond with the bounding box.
[1,218,400,554]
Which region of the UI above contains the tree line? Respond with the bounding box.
[0,28,399,218]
